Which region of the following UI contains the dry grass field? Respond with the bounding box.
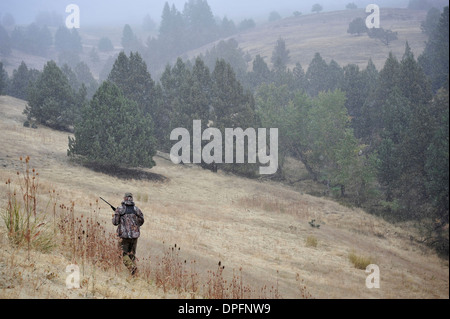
[0,95,448,299]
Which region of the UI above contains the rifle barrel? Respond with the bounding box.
[100,197,116,211]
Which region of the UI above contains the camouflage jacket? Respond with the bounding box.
[112,200,144,239]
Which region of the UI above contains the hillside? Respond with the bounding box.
[0,95,448,299]
[1,8,428,80]
[185,8,428,70]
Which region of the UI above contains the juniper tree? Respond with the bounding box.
[68,81,156,169]
[54,26,82,53]
[108,51,156,115]
[306,53,329,96]
[248,55,271,90]
[0,24,11,55]
[158,58,194,151]
[121,24,140,53]
[312,4,323,13]
[419,6,449,92]
[271,38,290,73]
[360,52,400,141]
[341,62,378,137]
[98,37,114,52]
[73,62,98,99]
[24,61,77,131]
[347,17,367,36]
[183,0,217,47]
[292,62,308,92]
[255,83,293,174]
[7,61,41,99]
[211,59,259,176]
[425,85,449,226]
[0,63,7,95]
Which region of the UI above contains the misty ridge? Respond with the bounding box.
[0,0,431,25]
[0,0,449,260]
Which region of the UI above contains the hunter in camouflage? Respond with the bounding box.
[112,192,144,275]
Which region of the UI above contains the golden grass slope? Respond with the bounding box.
[186,8,428,71]
[0,95,448,299]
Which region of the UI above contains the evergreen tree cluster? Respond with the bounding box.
[0,21,83,58]
[156,57,259,175]
[24,61,86,131]
[5,61,41,99]
[243,42,346,97]
[248,7,448,255]
[142,0,248,74]
[54,26,83,53]
[10,23,53,56]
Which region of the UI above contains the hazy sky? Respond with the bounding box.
[1,0,411,26]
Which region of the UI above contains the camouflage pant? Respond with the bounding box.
[120,238,138,274]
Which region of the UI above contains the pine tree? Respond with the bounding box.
[211,59,259,176]
[60,64,80,92]
[376,88,411,202]
[0,24,11,55]
[398,42,432,105]
[211,59,256,129]
[191,57,212,123]
[246,55,271,90]
[7,62,41,99]
[74,62,98,99]
[183,0,217,46]
[108,51,156,115]
[159,3,186,56]
[342,64,363,118]
[395,44,434,217]
[68,81,156,168]
[342,61,378,138]
[271,38,290,73]
[255,83,292,174]
[360,52,400,141]
[421,7,441,36]
[10,23,52,56]
[425,85,449,225]
[121,24,140,53]
[0,62,7,95]
[158,58,193,150]
[419,6,449,92]
[25,61,77,131]
[55,26,82,53]
[292,62,308,92]
[98,37,114,52]
[368,44,435,219]
[306,53,329,96]
[326,60,344,92]
[220,17,237,38]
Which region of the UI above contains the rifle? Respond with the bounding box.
[100,197,116,212]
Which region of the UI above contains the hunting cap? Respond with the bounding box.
[124,192,133,198]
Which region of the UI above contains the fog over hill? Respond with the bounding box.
[1,0,415,26]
